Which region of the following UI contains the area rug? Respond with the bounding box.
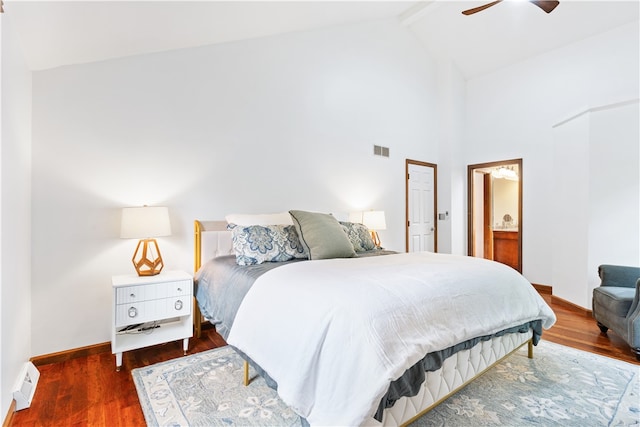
[132,340,639,426]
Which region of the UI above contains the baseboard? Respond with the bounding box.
[551,295,593,317]
[30,323,216,367]
[532,283,552,295]
[531,283,592,317]
[30,342,111,367]
[3,400,16,427]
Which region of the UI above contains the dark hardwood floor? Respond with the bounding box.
[8,297,639,426]
[540,294,639,364]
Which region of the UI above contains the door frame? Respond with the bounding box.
[467,158,522,272]
[405,159,438,253]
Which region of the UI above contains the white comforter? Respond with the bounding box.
[227,252,556,426]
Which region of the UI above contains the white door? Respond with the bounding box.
[407,161,436,252]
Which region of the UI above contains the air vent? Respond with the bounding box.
[13,362,40,410]
[373,145,390,158]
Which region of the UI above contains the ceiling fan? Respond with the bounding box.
[462,0,560,15]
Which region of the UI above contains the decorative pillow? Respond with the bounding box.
[225,212,293,226]
[229,224,307,265]
[289,210,356,260]
[340,221,376,252]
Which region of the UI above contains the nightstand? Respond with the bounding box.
[111,270,193,371]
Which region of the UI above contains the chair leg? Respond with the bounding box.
[597,322,609,334]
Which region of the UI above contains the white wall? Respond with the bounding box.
[0,14,33,417]
[465,20,639,299]
[587,102,640,274]
[551,101,639,308]
[551,113,590,306]
[30,19,441,355]
[434,59,466,255]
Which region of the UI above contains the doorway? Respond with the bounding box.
[467,159,522,272]
[406,159,437,253]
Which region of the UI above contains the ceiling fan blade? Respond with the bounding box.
[462,0,502,16]
[529,1,560,13]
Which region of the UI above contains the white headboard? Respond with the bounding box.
[194,220,234,273]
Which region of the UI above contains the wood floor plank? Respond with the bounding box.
[8,299,639,426]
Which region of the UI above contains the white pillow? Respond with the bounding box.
[224,212,293,226]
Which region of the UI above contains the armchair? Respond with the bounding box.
[592,264,640,361]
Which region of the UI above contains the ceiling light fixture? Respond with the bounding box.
[491,166,519,181]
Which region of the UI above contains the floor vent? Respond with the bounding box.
[13,362,40,411]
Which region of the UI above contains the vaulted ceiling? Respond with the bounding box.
[5,1,639,79]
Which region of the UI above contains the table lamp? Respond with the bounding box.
[120,206,171,276]
[362,210,386,249]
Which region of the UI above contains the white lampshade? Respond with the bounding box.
[362,211,386,231]
[120,206,171,239]
[348,211,364,224]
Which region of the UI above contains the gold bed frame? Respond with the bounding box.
[194,220,250,386]
[193,219,535,415]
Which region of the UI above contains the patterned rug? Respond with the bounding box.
[132,340,639,426]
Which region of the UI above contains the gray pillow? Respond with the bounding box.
[289,210,356,260]
[339,221,376,252]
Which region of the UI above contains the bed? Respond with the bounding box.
[193,211,556,426]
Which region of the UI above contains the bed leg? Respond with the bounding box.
[527,339,534,359]
[193,298,202,339]
[243,361,250,386]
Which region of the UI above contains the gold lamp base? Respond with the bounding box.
[132,238,164,276]
[370,231,381,249]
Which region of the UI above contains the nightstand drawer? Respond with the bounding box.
[116,280,190,305]
[165,280,191,298]
[164,296,191,317]
[116,285,151,304]
[115,294,191,327]
[116,301,153,327]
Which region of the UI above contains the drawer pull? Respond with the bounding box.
[128,307,138,318]
[130,293,136,298]
[177,288,182,292]
[174,300,183,311]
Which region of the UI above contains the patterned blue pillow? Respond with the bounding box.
[340,221,376,252]
[229,224,308,265]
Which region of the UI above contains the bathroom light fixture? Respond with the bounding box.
[491,166,519,181]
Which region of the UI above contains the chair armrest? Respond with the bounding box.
[625,278,640,348]
[598,264,640,288]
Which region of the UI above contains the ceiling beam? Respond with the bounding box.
[398,1,438,27]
